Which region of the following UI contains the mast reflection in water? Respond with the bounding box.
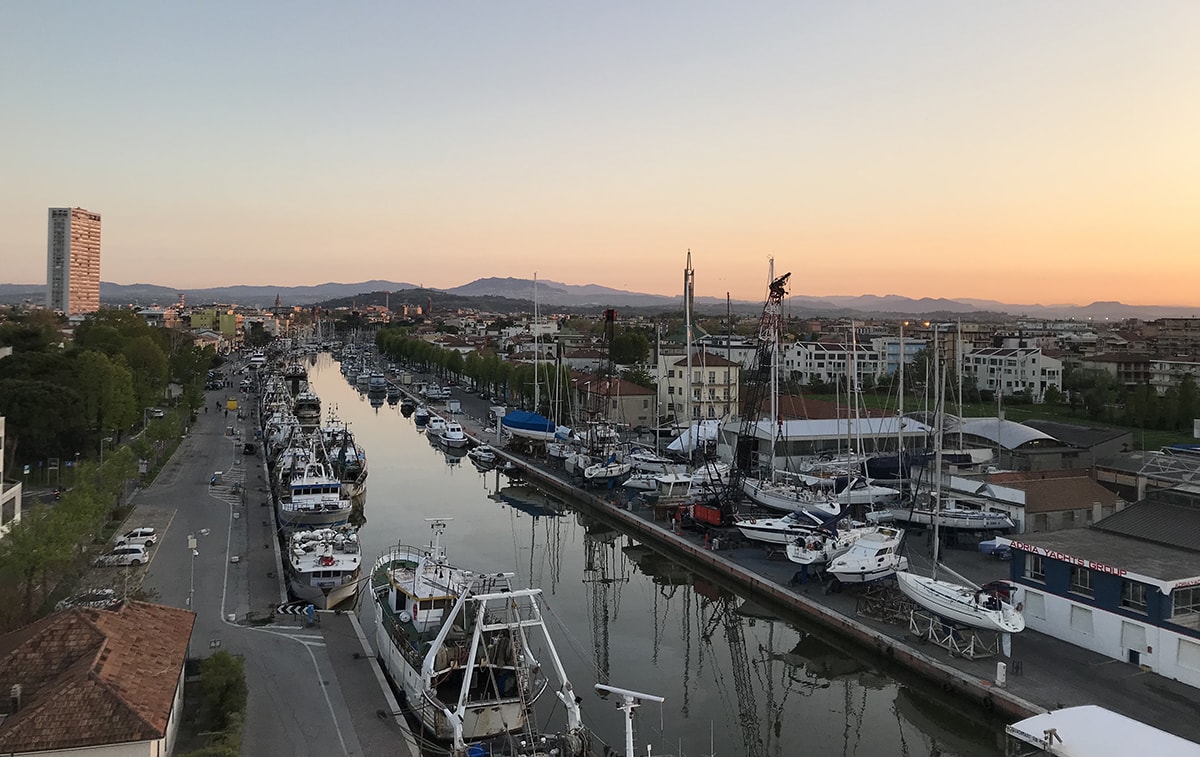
[309,354,1004,756]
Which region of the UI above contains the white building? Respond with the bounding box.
[657,350,740,421]
[960,347,1062,402]
[780,341,884,387]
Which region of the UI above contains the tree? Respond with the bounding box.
[610,330,650,365]
[620,366,655,390]
[244,323,272,349]
[122,335,169,411]
[200,651,248,730]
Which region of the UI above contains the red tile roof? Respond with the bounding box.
[0,601,195,753]
[671,350,741,368]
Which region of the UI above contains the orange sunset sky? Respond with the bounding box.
[2,3,1198,305]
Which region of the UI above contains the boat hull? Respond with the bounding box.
[895,572,1025,633]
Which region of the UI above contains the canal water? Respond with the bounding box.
[308,355,1006,757]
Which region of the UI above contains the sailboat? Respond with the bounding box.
[895,338,1026,635]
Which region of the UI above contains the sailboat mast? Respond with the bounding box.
[767,258,778,471]
[533,273,540,413]
[898,321,906,458]
[932,328,945,579]
[684,250,694,435]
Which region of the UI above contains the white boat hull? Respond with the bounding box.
[828,556,909,584]
[895,572,1025,633]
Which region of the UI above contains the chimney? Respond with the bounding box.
[10,683,21,713]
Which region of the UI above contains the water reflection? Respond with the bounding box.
[306,354,1003,757]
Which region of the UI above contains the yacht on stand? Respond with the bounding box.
[286,527,362,609]
[826,526,909,584]
[786,521,879,567]
[735,509,827,545]
[881,498,1014,531]
[370,520,587,753]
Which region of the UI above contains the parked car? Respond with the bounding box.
[242,442,257,456]
[94,544,149,567]
[978,537,1012,560]
[116,527,158,547]
[149,408,165,418]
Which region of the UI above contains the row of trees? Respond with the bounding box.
[0,310,214,473]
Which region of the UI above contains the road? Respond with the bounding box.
[133,375,392,756]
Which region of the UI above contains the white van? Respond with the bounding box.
[94,544,149,567]
[116,527,158,547]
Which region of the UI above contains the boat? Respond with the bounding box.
[386,383,402,400]
[735,509,826,545]
[895,572,1025,633]
[285,527,362,609]
[370,520,585,750]
[293,391,322,427]
[581,455,632,485]
[275,451,353,529]
[501,410,569,443]
[885,500,1014,531]
[467,444,498,466]
[741,477,842,518]
[1005,705,1200,757]
[413,405,430,427]
[426,414,448,435]
[440,421,469,449]
[785,521,877,566]
[368,372,388,394]
[826,526,909,583]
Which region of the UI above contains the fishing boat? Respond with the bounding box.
[285,527,362,609]
[413,405,430,427]
[275,451,353,529]
[370,520,585,751]
[735,509,826,545]
[293,391,322,427]
[826,526,909,584]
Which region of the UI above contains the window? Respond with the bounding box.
[708,371,716,384]
[1070,566,1093,597]
[668,386,675,395]
[1174,587,1200,620]
[642,399,649,409]
[1026,554,1045,582]
[1121,581,1147,613]
[668,370,675,378]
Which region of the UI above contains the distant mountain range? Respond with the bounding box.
[1,277,1197,320]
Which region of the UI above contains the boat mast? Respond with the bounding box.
[684,250,695,454]
[533,273,540,414]
[932,330,944,580]
[767,257,778,476]
[898,321,906,461]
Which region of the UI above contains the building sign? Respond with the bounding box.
[1003,538,1200,594]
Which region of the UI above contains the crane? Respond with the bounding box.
[690,270,791,528]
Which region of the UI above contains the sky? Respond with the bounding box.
[3,2,1199,306]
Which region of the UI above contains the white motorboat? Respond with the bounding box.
[286,527,362,609]
[467,444,498,466]
[786,522,876,566]
[735,509,825,545]
[370,520,585,751]
[625,448,685,475]
[413,405,430,427]
[440,421,469,449]
[426,414,448,434]
[826,526,909,584]
[895,572,1025,633]
[293,391,322,427]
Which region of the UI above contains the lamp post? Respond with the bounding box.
[100,436,113,465]
[187,533,198,609]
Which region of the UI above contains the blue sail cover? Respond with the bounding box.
[502,410,569,441]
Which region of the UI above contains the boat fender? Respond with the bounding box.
[1015,602,1023,612]
[941,681,953,693]
[983,696,995,712]
[398,610,411,623]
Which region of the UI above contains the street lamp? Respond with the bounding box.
[187,533,198,609]
[100,436,113,465]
